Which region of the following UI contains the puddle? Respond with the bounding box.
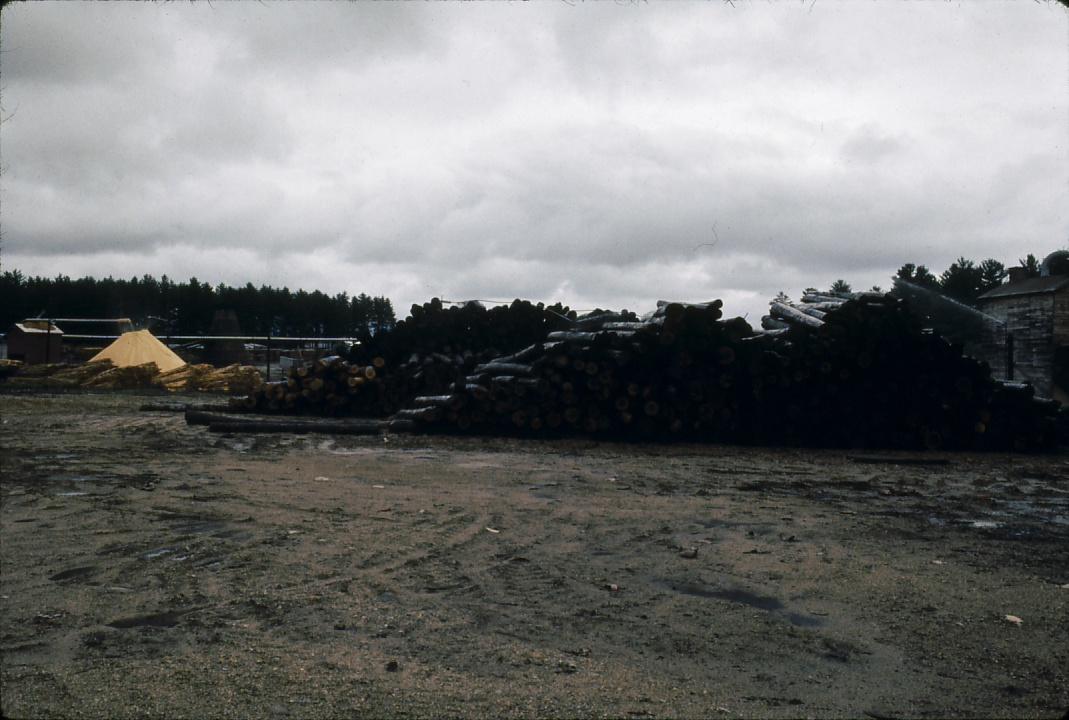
[654,579,825,628]
[55,491,89,497]
[1000,499,1069,527]
[220,438,253,453]
[143,547,176,560]
[318,439,377,456]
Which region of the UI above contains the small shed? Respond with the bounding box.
[6,321,64,364]
[977,251,1069,403]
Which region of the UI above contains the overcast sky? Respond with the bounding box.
[2,2,1067,324]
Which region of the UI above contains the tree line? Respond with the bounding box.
[0,270,395,338]
[824,253,1052,307]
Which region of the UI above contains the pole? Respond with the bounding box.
[266,328,271,382]
[45,319,52,363]
[1006,332,1014,381]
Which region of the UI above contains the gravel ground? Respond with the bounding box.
[1,389,1067,719]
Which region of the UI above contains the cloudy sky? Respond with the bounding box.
[2,2,1066,324]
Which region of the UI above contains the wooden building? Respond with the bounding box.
[6,321,64,364]
[977,251,1069,403]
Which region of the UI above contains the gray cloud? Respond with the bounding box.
[2,2,1067,325]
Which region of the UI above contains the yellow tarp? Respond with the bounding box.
[89,330,186,373]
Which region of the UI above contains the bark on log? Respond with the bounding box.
[770,302,824,328]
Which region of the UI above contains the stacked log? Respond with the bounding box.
[757,293,1059,450]
[222,291,1062,451]
[84,362,161,389]
[0,359,22,382]
[153,363,263,393]
[154,363,215,391]
[395,296,1060,451]
[7,362,70,379]
[1,359,263,393]
[401,299,762,440]
[4,361,117,387]
[198,364,263,394]
[239,355,394,415]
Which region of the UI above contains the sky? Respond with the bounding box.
[1,1,1067,325]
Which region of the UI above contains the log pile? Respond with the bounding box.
[1,360,263,393]
[755,293,1059,450]
[394,295,1060,451]
[83,362,161,389]
[0,359,23,381]
[153,363,263,394]
[154,363,215,391]
[399,299,763,439]
[4,360,118,387]
[237,355,393,415]
[240,303,575,416]
[44,360,116,386]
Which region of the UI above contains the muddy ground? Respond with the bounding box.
[1,389,1067,719]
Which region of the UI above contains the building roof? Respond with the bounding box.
[978,275,1069,301]
[13,322,64,335]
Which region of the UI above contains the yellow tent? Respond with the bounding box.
[90,330,186,373]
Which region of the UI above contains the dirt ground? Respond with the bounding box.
[1,389,1067,719]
